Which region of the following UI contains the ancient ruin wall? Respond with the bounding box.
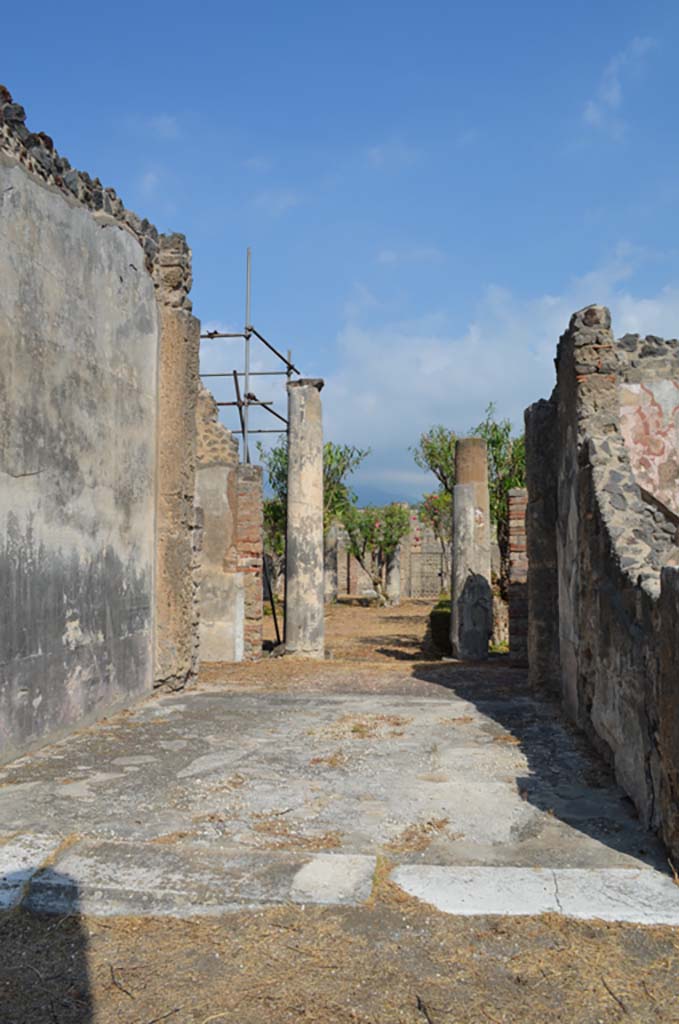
[507,488,528,663]
[617,334,679,515]
[0,89,199,758]
[236,466,264,660]
[526,305,679,857]
[154,236,201,689]
[195,387,244,661]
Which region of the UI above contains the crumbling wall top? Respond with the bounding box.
[0,85,192,311]
[196,385,240,467]
[555,305,679,598]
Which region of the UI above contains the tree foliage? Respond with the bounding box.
[257,439,369,534]
[413,405,526,596]
[341,503,411,605]
[419,490,452,591]
[258,440,369,591]
[411,425,457,495]
[470,403,526,588]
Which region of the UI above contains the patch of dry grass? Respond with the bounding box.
[385,818,455,853]
[5,898,675,1024]
[310,750,349,769]
[317,713,412,742]
[251,813,342,851]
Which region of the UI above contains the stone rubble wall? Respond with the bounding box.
[154,236,201,691]
[0,88,200,759]
[525,305,679,860]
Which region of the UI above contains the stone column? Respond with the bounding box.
[285,379,325,658]
[324,523,340,604]
[450,438,492,659]
[385,548,401,606]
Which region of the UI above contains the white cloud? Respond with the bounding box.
[376,245,444,266]
[253,188,301,216]
[323,250,679,502]
[583,36,655,140]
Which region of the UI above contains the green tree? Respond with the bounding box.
[470,403,526,593]
[412,428,456,594]
[413,407,525,597]
[411,425,457,495]
[258,440,369,592]
[257,439,369,531]
[261,496,286,594]
[419,490,452,591]
[341,503,411,606]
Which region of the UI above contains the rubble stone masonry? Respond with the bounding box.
[526,305,679,862]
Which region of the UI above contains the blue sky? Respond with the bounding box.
[5,1,679,502]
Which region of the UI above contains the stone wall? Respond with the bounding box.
[0,88,199,759]
[154,236,201,690]
[507,488,528,663]
[195,386,263,663]
[525,305,679,860]
[195,387,244,661]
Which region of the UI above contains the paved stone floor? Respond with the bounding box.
[2,602,679,925]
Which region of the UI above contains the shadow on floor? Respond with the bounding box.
[351,633,443,662]
[0,871,92,1023]
[410,660,669,872]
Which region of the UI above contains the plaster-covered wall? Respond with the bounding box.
[195,387,245,662]
[0,155,158,759]
[0,87,201,759]
[620,379,679,514]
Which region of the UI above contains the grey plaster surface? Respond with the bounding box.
[0,156,158,759]
[0,681,674,921]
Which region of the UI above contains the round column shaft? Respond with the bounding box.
[451,437,492,659]
[285,378,325,658]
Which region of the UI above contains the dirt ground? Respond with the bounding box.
[3,601,679,1024]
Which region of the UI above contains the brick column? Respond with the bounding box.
[236,464,263,660]
[508,488,528,664]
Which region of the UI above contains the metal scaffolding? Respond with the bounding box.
[198,249,301,646]
[198,248,300,463]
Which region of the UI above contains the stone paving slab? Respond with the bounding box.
[0,685,675,923]
[392,864,679,925]
[20,840,377,916]
[0,833,64,910]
